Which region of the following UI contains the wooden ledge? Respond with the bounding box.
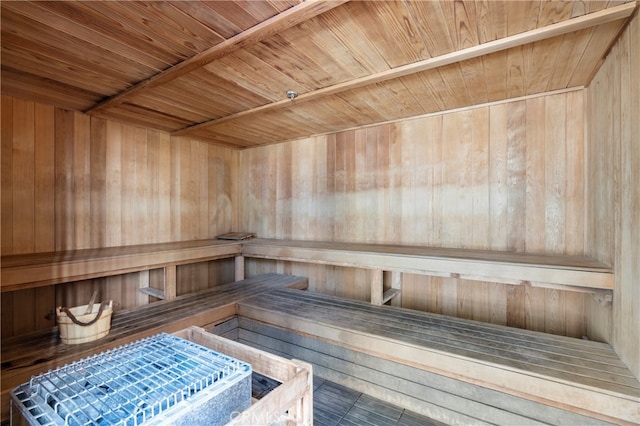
[241,239,614,295]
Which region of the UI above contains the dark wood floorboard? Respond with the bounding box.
[311,377,445,426]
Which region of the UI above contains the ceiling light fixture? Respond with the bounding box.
[286,90,298,101]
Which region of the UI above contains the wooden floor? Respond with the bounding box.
[312,377,445,426]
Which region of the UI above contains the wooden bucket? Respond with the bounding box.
[56,301,113,345]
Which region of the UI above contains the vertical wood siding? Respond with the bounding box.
[1,95,238,337]
[586,13,639,379]
[240,90,589,338]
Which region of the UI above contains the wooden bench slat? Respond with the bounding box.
[0,279,262,359]
[271,288,621,360]
[237,319,616,426]
[1,274,307,368]
[265,290,635,380]
[244,239,611,269]
[1,240,238,267]
[0,237,626,421]
[241,289,639,392]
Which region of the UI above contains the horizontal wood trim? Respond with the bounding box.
[241,239,614,292]
[238,288,640,424]
[1,240,242,291]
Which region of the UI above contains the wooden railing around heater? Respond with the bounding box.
[1,237,614,303]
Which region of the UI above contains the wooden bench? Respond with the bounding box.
[1,237,614,304]
[236,287,640,424]
[234,318,610,426]
[0,238,620,420]
[241,238,614,304]
[0,273,308,421]
[1,239,244,299]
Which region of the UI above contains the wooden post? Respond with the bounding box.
[235,255,245,281]
[299,360,314,425]
[370,269,383,305]
[164,265,177,300]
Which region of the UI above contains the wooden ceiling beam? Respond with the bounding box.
[85,0,349,115]
[173,1,636,137]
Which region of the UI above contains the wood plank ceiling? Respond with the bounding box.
[1,0,636,149]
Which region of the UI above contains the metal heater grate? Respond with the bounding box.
[11,333,252,426]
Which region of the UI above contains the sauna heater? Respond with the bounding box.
[10,333,252,425]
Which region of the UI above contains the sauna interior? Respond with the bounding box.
[1,1,639,424]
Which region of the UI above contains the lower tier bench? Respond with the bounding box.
[0,273,308,421]
[235,319,609,425]
[237,288,640,424]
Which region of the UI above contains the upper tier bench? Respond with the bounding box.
[238,287,640,424]
[0,239,244,298]
[0,273,308,422]
[242,238,614,304]
[2,238,614,304]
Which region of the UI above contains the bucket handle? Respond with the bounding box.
[59,301,109,327]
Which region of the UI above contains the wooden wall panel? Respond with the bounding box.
[586,12,639,379]
[1,97,13,255]
[12,98,36,254]
[240,90,589,337]
[0,95,239,337]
